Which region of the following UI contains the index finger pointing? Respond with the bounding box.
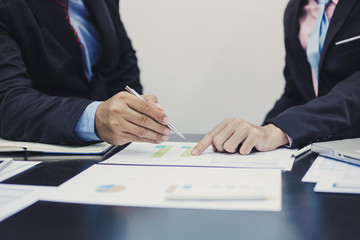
[191,134,214,156]
[191,120,228,156]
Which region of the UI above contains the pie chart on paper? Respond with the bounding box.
[96,185,126,193]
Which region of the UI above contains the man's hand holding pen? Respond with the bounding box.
[95,91,171,145]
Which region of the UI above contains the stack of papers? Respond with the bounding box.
[0,161,41,182]
[0,141,297,221]
[303,156,360,194]
[0,184,55,222]
[43,165,282,212]
[42,142,296,212]
[0,160,46,222]
[102,142,296,171]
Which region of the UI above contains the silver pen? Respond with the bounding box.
[291,144,311,158]
[0,159,13,173]
[125,86,186,139]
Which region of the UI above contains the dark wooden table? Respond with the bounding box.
[1,134,360,240]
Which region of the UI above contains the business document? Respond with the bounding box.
[44,164,282,212]
[102,142,295,171]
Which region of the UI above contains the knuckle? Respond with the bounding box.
[242,123,251,132]
[207,130,217,138]
[140,115,149,126]
[233,118,243,124]
[225,117,235,123]
[140,100,150,112]
[134,136,144,142]
[253,129,262,138]
[109,105,118,115]
[109,120,119,129]
[137,127,146,137]
[117,92,127,101]
[248,127,262,140]
[150,95,158,102]
[230,118,244,130]
[241,127,249,136]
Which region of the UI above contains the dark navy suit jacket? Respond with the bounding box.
[264,0,360,148]
[0,0,142,144]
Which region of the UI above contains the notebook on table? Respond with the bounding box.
[0,138,113,155]
[311,138,360,166]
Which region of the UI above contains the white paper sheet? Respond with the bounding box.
[315,181,360,194]
[0,184,54,222]
[102,142,295,171]
[302,156,360,183]
[43,164,282,211]
[302,156,360,194]
[0,161,41,182]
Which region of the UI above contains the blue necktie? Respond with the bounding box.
[306,0,330,96]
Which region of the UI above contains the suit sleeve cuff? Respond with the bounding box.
[73,101,102,142]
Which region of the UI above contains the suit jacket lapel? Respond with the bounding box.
[27,0,83,67]
[319,0,357,72]
[84,0,119,71]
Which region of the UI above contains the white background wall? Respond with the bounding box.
[121,0,289,134]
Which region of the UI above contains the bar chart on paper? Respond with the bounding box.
[152,145,194,158]
[96,185,126,193]
[102,142,296,171]
[43,164,282,211]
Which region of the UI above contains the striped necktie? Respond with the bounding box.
[52,0,82,48]
[53,0,68,13]
[306,0,330,96]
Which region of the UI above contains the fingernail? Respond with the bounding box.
[164,128,170,135]
[163,117,171,125]
[162,135,169,141]
[192,148,199,156]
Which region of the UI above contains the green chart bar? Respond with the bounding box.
[180,146,194,157]
[151,145,173,158]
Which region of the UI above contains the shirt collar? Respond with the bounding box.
[314,0,339,4]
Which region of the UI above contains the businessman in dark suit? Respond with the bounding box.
[0,0,171,145]
[193,0,360,155]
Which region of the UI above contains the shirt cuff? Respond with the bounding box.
[285,134,293,148]
[74,101,102,142]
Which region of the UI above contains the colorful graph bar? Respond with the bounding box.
[96,185,126,193]
[180,146,194,157]
[152,145,173,158]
